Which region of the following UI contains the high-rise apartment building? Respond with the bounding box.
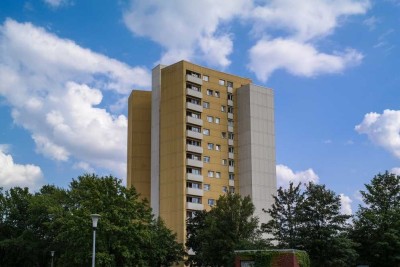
[127,60,276,245]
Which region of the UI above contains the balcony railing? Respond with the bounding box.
[229,166,235,172]
[186,187,204,196]
[228,139,234,146]
[187,130,203,140]
[186,74,203,85]
[187,116,203,126]
[186,102,203,113]
[187,88,202,99]
[186,202,204,210]
[187,173,203,182]
[187,144,203,154]
[229,179,235,186]
[187,158,203,168]
[227,86,233,93]
[228,152,234,159]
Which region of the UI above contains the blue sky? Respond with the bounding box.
[0,0,399,214]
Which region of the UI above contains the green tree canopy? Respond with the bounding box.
[186,193,268,267]
[265,182,357,267]
[0,174,185,267]
[352,171,400,267]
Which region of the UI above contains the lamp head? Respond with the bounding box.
[50,251,55,257]
[91,214,101,228]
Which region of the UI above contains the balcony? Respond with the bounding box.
[187,88,203,99]
[186,202,204,210]
[186,102,203,113]
[186,74,203,85]
[228,100,233,106]
[187,144,203,154]
[187,173,203,182]
[228,126,234,133]
[187,158,203,168]
[228,139,234,146]
[187,130,203,140]
[187,116,203,126]
[186,187,204,197]
[228,152,234,159]
[229,166,235,172]
[228,113,233,119]
[229,179,235,186]
[227,86,233,93]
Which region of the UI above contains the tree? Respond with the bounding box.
[186,193,267,266]
[263,182,304,248]
[299,183,357,267]
[352,171,400,267]
[265,182,358,267]
[0,174,185,267]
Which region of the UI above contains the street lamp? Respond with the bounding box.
[50,251,55,267]
[91,214,101,267]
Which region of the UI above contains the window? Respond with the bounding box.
[228,120,234,127]
[204,184,210,191]
[228,146,234,153]
[204,156,210,163]
[203,101,210,108]
[227,81,233,87]
[229,160,235,167]
[187,98,200,105]
[187,84,200,92]
[207,143,214,150]
[215,117,220,124]
[228,93,233,100]
[191,168,201,175]
[221,132,227,138]
[228,106,234,113]
[187,139,201,146]
[208,199,215,206]
[187,70,201,78]
[207,89,213,96]
[187,111,201,119]
[229,173,235,180]
[221,105,226,112]
[215,144,221,151]
[229,186,235,193]
[203,128,210,135]
[208,171,214,177]
[187,153,201,161]
[187,196,201,204]
[187,125,200,132]
[187,182,201,189]
[214,91,220,98]
[187,210,196,219]
[222,186,228,193]
[207,116,213,123]
[219,79,225,86]
[203,75,209,81]
[216,172,221,178]
[228,133,234,140]
[222,159,227,165]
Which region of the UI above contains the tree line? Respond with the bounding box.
[186,171,400,267]
[1,171,399,266]
[0,174,184,267]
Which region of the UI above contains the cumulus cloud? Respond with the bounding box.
[339,193,353,215]
[390,167,400,175]
[43,0,69,8]
[0,147,43,190]
[249,38,363,81]
[0,19,150,179]
[276,164,319,188]
[123,0,249,67]
[355,110,400,159]
[123,0,369,80]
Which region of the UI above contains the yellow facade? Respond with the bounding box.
[127,91,152,202]
[127,61,274,248]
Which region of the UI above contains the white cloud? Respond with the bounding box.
[339,193,353,215]
[43,0,69,8]
[0,19,150,179]
[276,164,319,188]
[355,110,400,159]
[123,0,249,67]
[390,167,400,175]
[248,38,363,82]
[0,147,43,190]
[250,0,370,41]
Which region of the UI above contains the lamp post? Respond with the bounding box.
[91,214,101,267]
[50,251,55,267]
